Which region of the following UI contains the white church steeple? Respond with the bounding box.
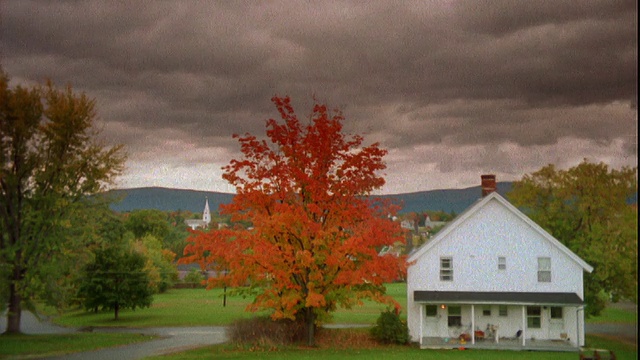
[203,197,211,225]
[185,197,212,230]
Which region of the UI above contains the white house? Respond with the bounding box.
[406,175,593,351]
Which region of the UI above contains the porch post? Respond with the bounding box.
[521,306,526,346]
[471,304,475,344]
[576,306,584,347]
[419,304,423,346]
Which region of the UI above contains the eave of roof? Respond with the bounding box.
[407,192,593,273]
[413,290,584,305]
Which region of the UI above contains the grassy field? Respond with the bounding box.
[54,283,407,328]
[2,283,634,359]
[587,305,637,324]
[0,332,156,359]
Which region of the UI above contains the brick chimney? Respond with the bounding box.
[481,174,496,197]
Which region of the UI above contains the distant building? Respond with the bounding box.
[424,215,447,229]
[185,197,211,230]
[401,220,414,230]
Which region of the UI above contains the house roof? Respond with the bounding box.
[407,192,593,273]
[414,290,584,305]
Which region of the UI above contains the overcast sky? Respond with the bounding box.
[2,1,637,194]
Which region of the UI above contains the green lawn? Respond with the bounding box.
[54,283,408,328]
[145,334,636,360]
[587,305,637,324]
[0,332,156,359]
[54,287,268,328]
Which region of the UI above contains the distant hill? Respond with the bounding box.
[106,187,235,213]
[381,182,513,214]
[106,182,513,214]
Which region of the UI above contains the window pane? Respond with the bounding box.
[448,306,462,327]
[527,306,541,328]
[527,317,541,328]
[527,306,541,316]
[425,305,437,317]
[498,256,506,270]
[440,257,453,281]
[448,316,462,327]
[482,306,491,316]
[551,307,563,319]
[538,270,551,282]
[538,257,551,270]
[499,305,508,317]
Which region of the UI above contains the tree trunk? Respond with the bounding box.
[5,275,23,334]
[305,307,316,347]
[114,302,119,320]
[405,231,413,255]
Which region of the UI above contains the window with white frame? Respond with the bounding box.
[425,305,438,317]
[440,257,453,281]
[498,305,508,317]
[498,256,506,270]
[538,257,551,282]
[527,306,542,328]
[448,306,462,327]
[482,306,491,316]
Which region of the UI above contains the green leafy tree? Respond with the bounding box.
[0,73,125,333]
[508,160,637,316]
[165,211,191,257]
[125,209,189,259]
[124,209,180,291]
[125,209,171,239]
[78,246,153,320]
[133,234,178,293]
[28,202,126,310]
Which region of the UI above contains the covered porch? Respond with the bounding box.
[420,336,578,351]
[413,291,586,351]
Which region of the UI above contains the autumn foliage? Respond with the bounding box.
[181,96,406,345]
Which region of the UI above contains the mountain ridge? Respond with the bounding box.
[105,182,513,214]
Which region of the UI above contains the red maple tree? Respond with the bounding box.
[181,96,406,345]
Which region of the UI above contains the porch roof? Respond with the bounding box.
[413,291,584,305]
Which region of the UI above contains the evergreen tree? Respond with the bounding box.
[78,247,153,320]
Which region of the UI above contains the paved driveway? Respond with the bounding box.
[586,323,637,347]
[43,326,228,360]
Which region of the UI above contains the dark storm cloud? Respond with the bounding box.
[1,0,636,192]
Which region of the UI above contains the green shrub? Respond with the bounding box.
[370,309,409,345]
[183,268,205,285]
